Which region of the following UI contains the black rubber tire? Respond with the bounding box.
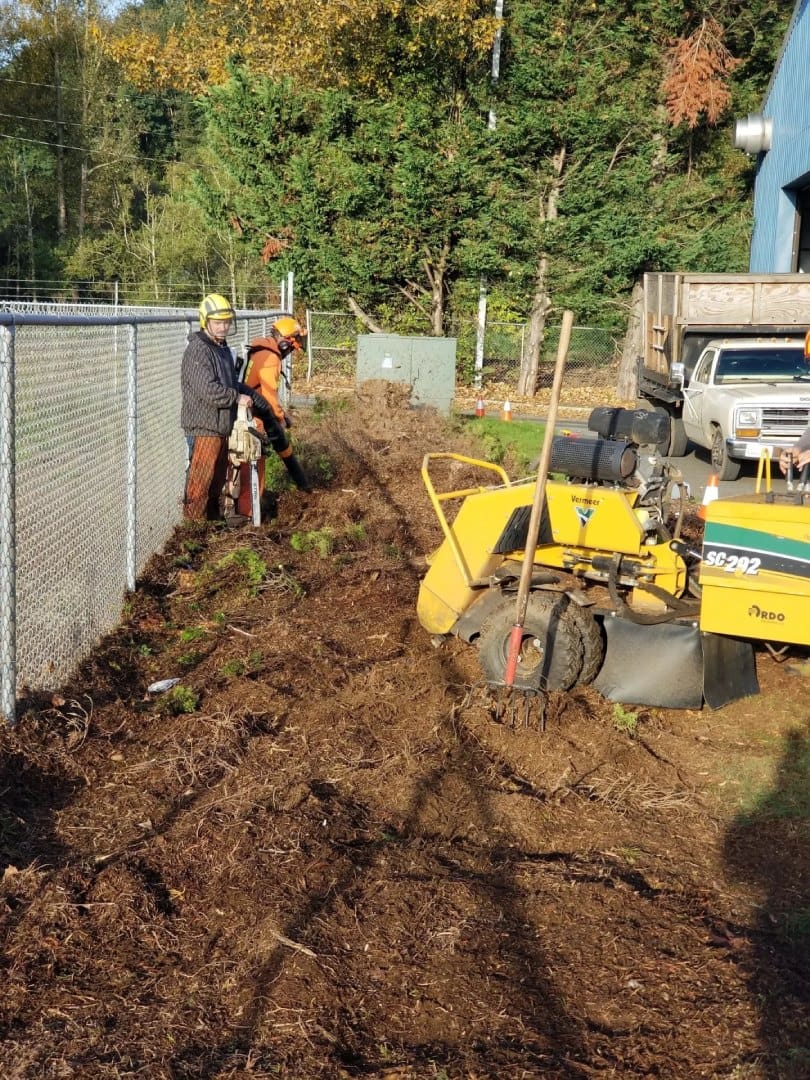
[649,404,689,458]
[567,604,605,684]
[478,593,583,691]
[710,425,742,481]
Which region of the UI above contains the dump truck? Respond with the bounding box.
[636,272,810,480]
[417,406,810,710]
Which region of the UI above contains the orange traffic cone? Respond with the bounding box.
[475,396,485,418]
[501,399,513,422]
[698,473,719,520]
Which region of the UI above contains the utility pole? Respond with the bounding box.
[475,2,505,389]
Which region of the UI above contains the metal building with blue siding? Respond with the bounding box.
[742,0,810,272]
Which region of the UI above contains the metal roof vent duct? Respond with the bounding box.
[733,114,772,155]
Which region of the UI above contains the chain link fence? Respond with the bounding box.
[1,301,619,723]
[0,303,282,726]
[304,311,363,382]
[304,311,620,396]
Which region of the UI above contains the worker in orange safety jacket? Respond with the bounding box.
[236,316,311,516]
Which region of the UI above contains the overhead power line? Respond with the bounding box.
[0,75,88,95]
[0,130,193,169]
[0,109,86,128]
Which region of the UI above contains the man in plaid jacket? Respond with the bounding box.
[181,293,272,522]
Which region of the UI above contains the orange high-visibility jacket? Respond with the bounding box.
[243,337,286,426]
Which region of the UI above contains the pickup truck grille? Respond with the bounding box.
[760,407,810,438]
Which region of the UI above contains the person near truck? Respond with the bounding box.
[778,425,810,476]
[235,316,312,516]
[181,293,273,522]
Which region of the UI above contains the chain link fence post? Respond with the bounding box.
[305,310,314,381]
[0,324,16,725]
[126,324,138,593]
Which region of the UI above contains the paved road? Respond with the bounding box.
[668,440,789,502]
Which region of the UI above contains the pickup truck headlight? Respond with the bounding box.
[735,407,761,438]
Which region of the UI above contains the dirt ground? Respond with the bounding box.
[1,385,808,1079]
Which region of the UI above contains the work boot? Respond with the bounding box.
[283,453,313,493]
[260,491,279,519]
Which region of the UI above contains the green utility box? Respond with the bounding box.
[356,334,456,415]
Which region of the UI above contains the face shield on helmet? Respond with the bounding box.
[199,293,236,342]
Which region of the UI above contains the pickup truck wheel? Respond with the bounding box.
[478,593,583,692]
[648,405,689,457]
[710,426,742,481]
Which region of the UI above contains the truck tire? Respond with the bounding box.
[648,404,688,457]
[710,425,742,481]
[478,593,583,692]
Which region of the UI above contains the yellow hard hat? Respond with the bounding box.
[272,316,303,338]
[199,293,236,329]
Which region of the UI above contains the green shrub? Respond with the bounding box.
[158,685,199,715]
[220,659,245,677]
[612,703,639,736]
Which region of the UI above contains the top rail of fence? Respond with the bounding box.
[0,308,284,327]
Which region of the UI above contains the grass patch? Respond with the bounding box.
[307,450,335,484]
[729,734,810,821]
[312,396,350,419]
[291,527,335,557]
[343,522,366,544]
[290,523,368,558]
[213,547,267,597]
[612,703,639,736]
[220,652,263,679]
[262,445,334,490]
[460,417,546,474]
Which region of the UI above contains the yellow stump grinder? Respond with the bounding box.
[417,407,810,709]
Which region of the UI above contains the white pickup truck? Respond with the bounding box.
[675,338,810,480]
[636,273,810,476]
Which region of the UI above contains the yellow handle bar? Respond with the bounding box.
[421,453,511,587]
[755,446,772,495]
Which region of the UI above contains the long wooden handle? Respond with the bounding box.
[504,311,574,686]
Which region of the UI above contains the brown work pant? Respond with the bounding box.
[183,435,228,520]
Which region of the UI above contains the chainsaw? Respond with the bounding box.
[227,403,264,525]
